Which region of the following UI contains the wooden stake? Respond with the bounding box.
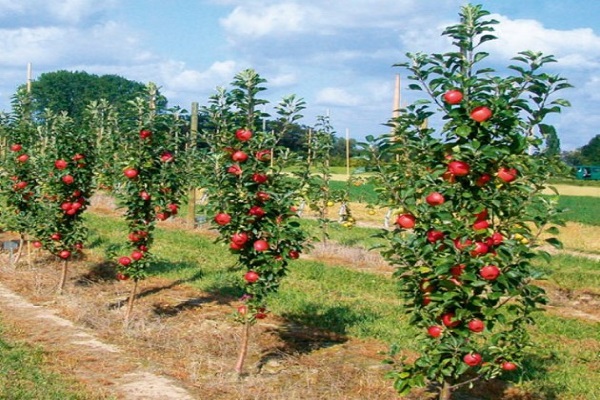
[26,63,32,93]
[57,259,68,295]
[187,102,199,228]
[125,279,139,325]
[345,128,350,178]
[234,319,251,375]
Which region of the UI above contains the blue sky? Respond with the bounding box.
[1,0,599,150]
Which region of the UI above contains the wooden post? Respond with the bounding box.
[307,128,312,167]
[345,128,350,178]
[26,63,32,93]
[392,74,401,162]
[187,102,199,227]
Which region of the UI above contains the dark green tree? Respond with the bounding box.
[579,134,600,164]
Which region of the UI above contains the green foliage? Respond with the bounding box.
[200,69,310,319]
[363,4,572,397]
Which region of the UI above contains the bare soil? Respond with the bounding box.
[0,193,598,400]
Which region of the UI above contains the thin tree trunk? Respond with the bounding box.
[234,319,251,375]
[125,279,139,325]
[13,234,25,267]
[439,381,453,400]
[57,259,68,295]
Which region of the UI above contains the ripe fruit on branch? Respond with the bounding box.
[248,206,265,218]
[501,361,518,371]
[475,173,492,187]
[168,203,178,215]
[463,353,482,367]
[62,175,74,185]
[156,212,170,221]
[468,319,485,333]
[51,233,62,241]
[124,168,139,179]
[244,270,259,283]
[10,143,22,152]
[235,128,253,142]
[396,214,416,229]
[442,90,463,105]
[256,191,270,202]
[231,232,249,246]
[140,191,151,201]
[237,305,248,315]
[252,173,268,184]
[253,239,269,252]
[447,161,470,177]
[497,167,518,183]
[14,181,28,190]
[427,229,445,243]
[160,152,174,162]
[32,241,42,249]
[450,264,466,277]
[139,129,152,139]
[489,232,504,246]
[59,250,71,259]
[54,159,68,170]
[227,165,243,176]
[427,325,443,338]
[73,153,85,162]
[131,251,144,261]
[441,312,460,328]
[231,150,248,162]
[16,154,29,163]
[480,265,501,280]
[255,149,271,162]
[473,220,490,230]
[470,241,489,256]
[470,106,492,122]
[118,256,132,266]
[214,213,232,225]
[288,250,300,259]
[116,272,129,281]
[425,192,445,206]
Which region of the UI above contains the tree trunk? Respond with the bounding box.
[439,381,453,400]
[124,279,139,325]
[57,259,68,295]
[13,234,25,267]
[234,319,251,375]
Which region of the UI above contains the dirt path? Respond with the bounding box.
[0,281,196,400]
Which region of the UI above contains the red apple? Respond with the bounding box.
[32,241,42,249]
[59,250,71,259]
[454,237,473,251]
[244,270,259,283]
[10,143,22,152]
[427,326,443,338]
[131,250,144,261]
[425,192,445,206]
[288,250,300,259]
[252,173,268,184]
[51,233,62,241]
[139,129,152,139]
[156,212,170,221]
[227,164,243,176]
[447,160,470,177]
[231,150,248,162]
[497,167,518,183]
[168,203,178,214]
[255,149,271,162]
[61,175,74,185]
[54,159,68,170]
[15,181,28,190]
[255,309,267,319]
[138,244,148,252]
[116,272,129,281]
[474,209,488,221]
[73,153,85,162]
[471,241,489,256]
[248,206,265,218]
[128,232,141,242]
[442,90,463,105]
[235,128,253,141]
[468,319,485,333]
[419,279,435,293]
[501,361,518,371]
[253,239,269,252]
[463,353,482,367]
[489,232,504,246]
[214,213,232,226]
[450,264,466,277]
[74,242,83,250]
[395,214,416,229]
[422,296,432,306]
[140,191,151,201]
[160,152,174,162]
[237,305,248,315]
[475,173,492,187]
[256,191,270,202]
[441,312,460,328]
[16,154,29,163]
[480,265,501,280]
[118,256,132,266]
[473,220,490,230]
[427,229,445,243]
[124,168,139,179]
[470,106,492,122]
[231,232,249,246]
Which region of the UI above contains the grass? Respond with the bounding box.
[558,195,600,226]
[78,209,600,399]
[0,320,107,400]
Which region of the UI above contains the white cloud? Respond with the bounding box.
[315,87,362,107]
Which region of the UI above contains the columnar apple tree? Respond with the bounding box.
[112,85,188,321]
[202,69,308,374]
[0,90,41,264]
[366,5,571,399]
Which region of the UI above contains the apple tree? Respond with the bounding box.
[201,69,309,374]
[364,5,571,399]
[111,84,189,322]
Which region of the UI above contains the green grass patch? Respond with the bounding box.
[534,253,600,295]
[0,322,105,400]
[557,195,600,226]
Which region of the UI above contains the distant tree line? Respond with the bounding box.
[562,135,600,166]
